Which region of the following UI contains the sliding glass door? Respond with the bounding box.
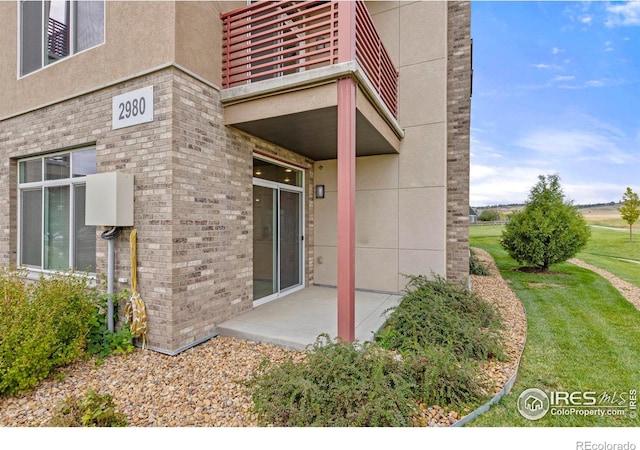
[252,158,304,303]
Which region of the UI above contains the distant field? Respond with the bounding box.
[473,204,627,228]
[579,204,626,228]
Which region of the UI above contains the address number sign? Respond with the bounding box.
[112,86,154,130]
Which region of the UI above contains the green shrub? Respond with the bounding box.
[86,287,134,359]
[0,269,133,396]
[478,209,501,222]
[376,274,504,361]
[404,346,486,407]
[249,275,507,426]
[501,174,590,270]
[250,335,419,427]
[469,249,490,276]
[47,389,127,427]
[0,271,95,395]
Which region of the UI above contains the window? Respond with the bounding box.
[20,1,105,77]
[18,148,97,273]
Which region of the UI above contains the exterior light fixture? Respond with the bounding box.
[315,184,325,199]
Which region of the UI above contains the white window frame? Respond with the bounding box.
[17,147,97,275]
[17,0,106,78]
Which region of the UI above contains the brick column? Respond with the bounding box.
[446,1,472,284]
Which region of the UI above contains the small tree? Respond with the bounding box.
[501,174,590,271]
[619,187,640,242]
[478,209,501,222]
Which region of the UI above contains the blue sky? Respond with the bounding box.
[471,1,640,206]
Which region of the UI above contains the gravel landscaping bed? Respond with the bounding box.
[0,338,300,427]
[470,248,527,398]
[0,248,527,427]
[569,258,640,311]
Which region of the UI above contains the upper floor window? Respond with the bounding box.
[20,1,105,77]
[18,148,97,273]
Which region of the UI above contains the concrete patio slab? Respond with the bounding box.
[216,286,402,350]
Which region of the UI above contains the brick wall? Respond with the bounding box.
[446,1,472,284]
[0,66,315,353]
[170,69,314,351]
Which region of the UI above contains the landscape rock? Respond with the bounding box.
[0,248,529,428]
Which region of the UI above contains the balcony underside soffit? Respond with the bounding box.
[222,80,401,161]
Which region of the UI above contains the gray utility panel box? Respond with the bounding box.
[85,172,134,226]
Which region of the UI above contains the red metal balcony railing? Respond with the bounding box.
[354,2,397,118]
[221,1,398,118]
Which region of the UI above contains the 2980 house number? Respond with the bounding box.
[112,86,154,130]
[118,97,146,120]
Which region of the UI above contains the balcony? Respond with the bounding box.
[220,1,403,160]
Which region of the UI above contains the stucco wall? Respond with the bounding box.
[0,2,178,119]
[0,1,249,121]
[313,1,455,292]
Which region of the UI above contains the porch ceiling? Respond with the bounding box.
[229,106,397,161]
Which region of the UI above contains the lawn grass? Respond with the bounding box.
[577,226,640,289]
[467,225,640,426]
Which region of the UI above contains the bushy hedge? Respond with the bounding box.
[0,269,133,396]
[376,274,504,361]
[250,336,418,427]
[250,275,506,426]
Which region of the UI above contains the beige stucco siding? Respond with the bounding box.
[175,1,222,86]
[1,2,176,119]
[313,1,451,292]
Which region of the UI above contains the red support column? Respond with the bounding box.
[337,77,356,343]
[336,1,357,343]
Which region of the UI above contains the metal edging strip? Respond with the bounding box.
[451,334,527,427]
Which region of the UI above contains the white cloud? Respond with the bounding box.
[515,129,629,165]
[556,78,625,90]
[530,63,562,70]
[470,122,640,206]
[470,165,556,206]
[551,47,563,54]
[551,75,575,82]
[585,80,605,87]
[470,164,498,182]
[606,1,640,27]
[471,164,629,206]
[562,182,630,205]
[580,15,593,25]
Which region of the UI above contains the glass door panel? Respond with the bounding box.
[253,185,277,300]
[280,189,301,291]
